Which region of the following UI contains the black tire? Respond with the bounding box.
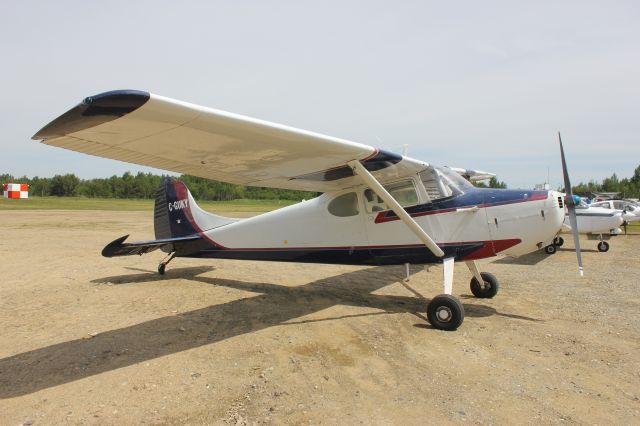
[544,244,557,255]
[597,241,610,252]
[470,272,499,298]
[427,294,465,331]
[554,236,564,247]
[158,263,166,275]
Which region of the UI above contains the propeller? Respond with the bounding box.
[621,205,629,234]
[559,132,584,276]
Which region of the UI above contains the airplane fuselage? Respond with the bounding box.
[172,184,565,266]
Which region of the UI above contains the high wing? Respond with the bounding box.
[32,90,427,192]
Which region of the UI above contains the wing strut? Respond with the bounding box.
[348,160,445,258]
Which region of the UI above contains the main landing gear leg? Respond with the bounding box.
[427,257,465,331]
[158,252,176,275]
[466,260,499,298]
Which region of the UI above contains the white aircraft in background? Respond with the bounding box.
[547,198,624,253]
[32,90,581,331]
[589,200,640,223]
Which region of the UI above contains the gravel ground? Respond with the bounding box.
[0,210,638,425]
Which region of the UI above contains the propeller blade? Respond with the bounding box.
[559,132,584,276]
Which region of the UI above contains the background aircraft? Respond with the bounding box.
[549,199,624,253]
[32,90,578,331]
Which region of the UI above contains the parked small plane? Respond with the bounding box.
[32,90,580,331]
[589,200,640,223]
[548,199,624,253]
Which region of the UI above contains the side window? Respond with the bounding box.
[385,180,418,207]
[363,180,418,213]
[613,201,624,210]
[328,192,359,217]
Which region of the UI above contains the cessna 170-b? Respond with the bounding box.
[32,90,582,331]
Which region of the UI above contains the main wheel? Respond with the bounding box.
[470,272,499,298]
[427,294,464,331]
[597,241,610,252]
[158,263,166,275]
[544,244,557,255]
[553,236,564,247]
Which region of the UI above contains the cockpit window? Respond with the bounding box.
[363,179,418,213]
[419,166,470,201]
[328,192,359,217]
[385,180,419,207]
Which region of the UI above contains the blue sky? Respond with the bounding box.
[1,1,638,189]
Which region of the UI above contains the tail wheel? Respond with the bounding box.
[597,241,610,252]
[158,263,166,275]
[554,236,564,247]
[470,272,499,298]
[427,294,465,331]
[544,244,557,255]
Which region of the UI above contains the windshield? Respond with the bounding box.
[419,166,472,201]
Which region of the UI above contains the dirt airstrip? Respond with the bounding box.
[0,210,639,425]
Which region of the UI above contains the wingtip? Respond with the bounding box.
[32,90,150,140]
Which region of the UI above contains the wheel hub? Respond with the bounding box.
[436,306,452,322]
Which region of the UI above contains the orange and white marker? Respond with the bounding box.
[2,183,29,199]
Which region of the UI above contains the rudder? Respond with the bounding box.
[154,177,238,242]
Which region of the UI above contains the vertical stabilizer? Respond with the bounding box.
[154,177,238,243]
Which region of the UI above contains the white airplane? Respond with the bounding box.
[589,200,640,223]
[32,90,577,331]
[547,198,624,253]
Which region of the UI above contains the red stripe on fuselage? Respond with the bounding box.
[460,238,521,260]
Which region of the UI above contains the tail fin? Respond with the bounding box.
[154,177,237,241]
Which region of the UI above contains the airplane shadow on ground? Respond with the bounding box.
[0,265,538,398]
[557,247,599,253]
[492,251,550,265]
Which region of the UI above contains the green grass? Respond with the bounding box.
[626,221,640,231]
[0,196,298,212]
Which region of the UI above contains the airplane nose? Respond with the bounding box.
[549,190,565,210]
[548,190,566,227]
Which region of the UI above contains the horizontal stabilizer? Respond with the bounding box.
[102,234,201,257]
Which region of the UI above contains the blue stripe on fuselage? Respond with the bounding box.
[376,188,548,222]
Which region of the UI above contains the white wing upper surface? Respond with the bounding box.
[33,90,427,192]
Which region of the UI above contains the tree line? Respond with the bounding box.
[571,165,640,198]
[0,172,317,201]
[2,165,640,200]
[473,177,508,189]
